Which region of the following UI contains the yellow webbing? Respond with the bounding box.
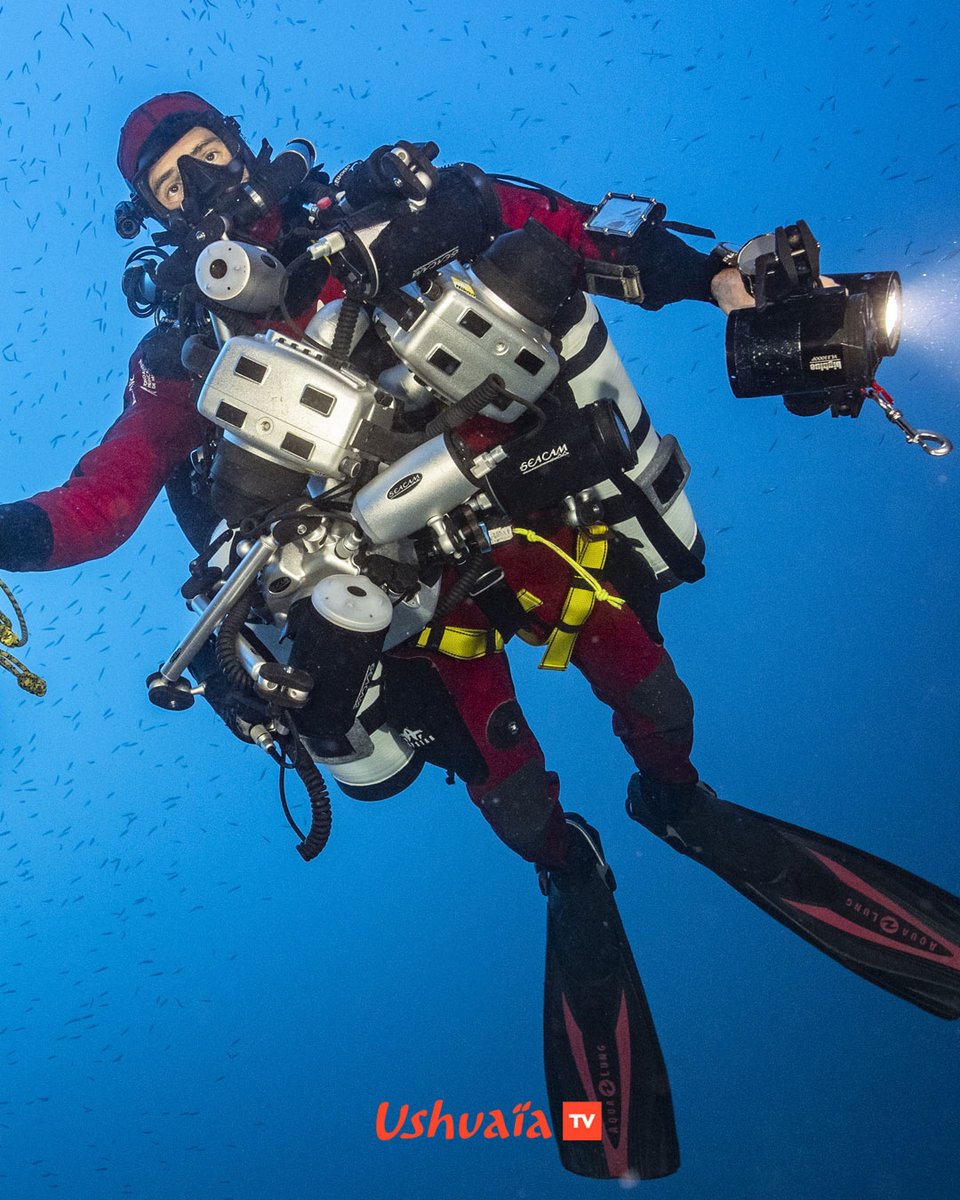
[415,623,505,660]
[416,527,618,668]
[512,527,624,614]
[527,525,614,671]
[415,590,543,660]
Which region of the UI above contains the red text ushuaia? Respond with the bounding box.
[376,1100,553,1141]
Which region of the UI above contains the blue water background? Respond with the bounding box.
[1,1,958,1196]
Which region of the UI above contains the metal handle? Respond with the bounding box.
[158,534,277,684]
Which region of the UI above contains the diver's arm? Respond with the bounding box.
[710,267,838,314]
[492,180,724,310]
[0,346,207,572]
[0,503,53,572]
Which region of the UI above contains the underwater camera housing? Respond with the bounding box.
[306,159,502,300]
[725,220,903,415]
[197,330,397,524]
[375,218,580,423]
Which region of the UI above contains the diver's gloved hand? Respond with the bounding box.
[0,502,53,572]
[334,140,440,209]
[712,265,839,314]
[710,266,755,314]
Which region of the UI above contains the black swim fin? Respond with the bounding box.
[627,777,960,1020]
[540,814,679,1179]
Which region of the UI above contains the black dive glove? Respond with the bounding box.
[0,502,54,572]
[612,222,725,310]
[333,140,440,209]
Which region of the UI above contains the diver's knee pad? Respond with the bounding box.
[626,653,694,742]
[474,759,562,861]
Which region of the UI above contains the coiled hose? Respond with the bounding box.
[291,749,333,861]
[425,374,504,437]
[330,295,364,362]
[211,584,333,861]
[215,586,256,692]
[432,553,486,620]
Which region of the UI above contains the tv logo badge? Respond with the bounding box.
[562,1101,602,1141]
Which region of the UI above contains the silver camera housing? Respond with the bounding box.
[375,262,560,423]
[195,240,286,313]
[350,433,480,546]
[197,331,393,481]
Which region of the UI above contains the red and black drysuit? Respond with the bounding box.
[0,182,724,867]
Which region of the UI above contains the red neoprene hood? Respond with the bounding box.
[117,91,224,185]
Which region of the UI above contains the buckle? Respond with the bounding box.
[582,259,644,303]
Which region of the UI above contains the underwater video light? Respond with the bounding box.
[724,221,902,400]
[724,229,948,452]
[829,270,902,358]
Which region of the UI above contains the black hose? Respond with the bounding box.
[330,296,363,361]
[500,389,547,436]
[433,553,486,620]
[292,751,333,861]
[215,586,256,691]
[425,374,505,437]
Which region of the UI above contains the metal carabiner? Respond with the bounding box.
[865,383,954,457]
[906,429,953,457]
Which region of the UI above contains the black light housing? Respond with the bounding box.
[726,287,878,398]
[484,396,636,517]
[724,221,903,409]
[829,270,902,358]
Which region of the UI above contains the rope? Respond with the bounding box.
[0,577,47,696]
[511,527,625,611]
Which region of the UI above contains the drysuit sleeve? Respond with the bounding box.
[493,180,722,310]
[0,339,208,572]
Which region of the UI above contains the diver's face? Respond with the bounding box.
[146,125,238,212]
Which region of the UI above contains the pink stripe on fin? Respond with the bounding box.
[779,848,960,971]
[561,991,631,1177]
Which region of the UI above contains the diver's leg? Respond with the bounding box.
[383,646,570,866]
[383,647,682,1167]
[570,590,699,786]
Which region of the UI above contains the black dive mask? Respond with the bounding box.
[173,153,247,231]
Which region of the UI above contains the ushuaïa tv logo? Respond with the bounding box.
[376,1099,553,1142]
[562,1100,602,1141]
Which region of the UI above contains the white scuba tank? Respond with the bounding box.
[555,294,702,588]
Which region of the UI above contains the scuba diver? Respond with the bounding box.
[0,91,957,1181]
[0,91,713,1177]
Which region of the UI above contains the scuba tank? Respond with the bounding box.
[552,293,703,589]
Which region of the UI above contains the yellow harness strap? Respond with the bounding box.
[415,590,543,660]
[417,526,618,669]
[522,525,614,671]
[415,623,504,660]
